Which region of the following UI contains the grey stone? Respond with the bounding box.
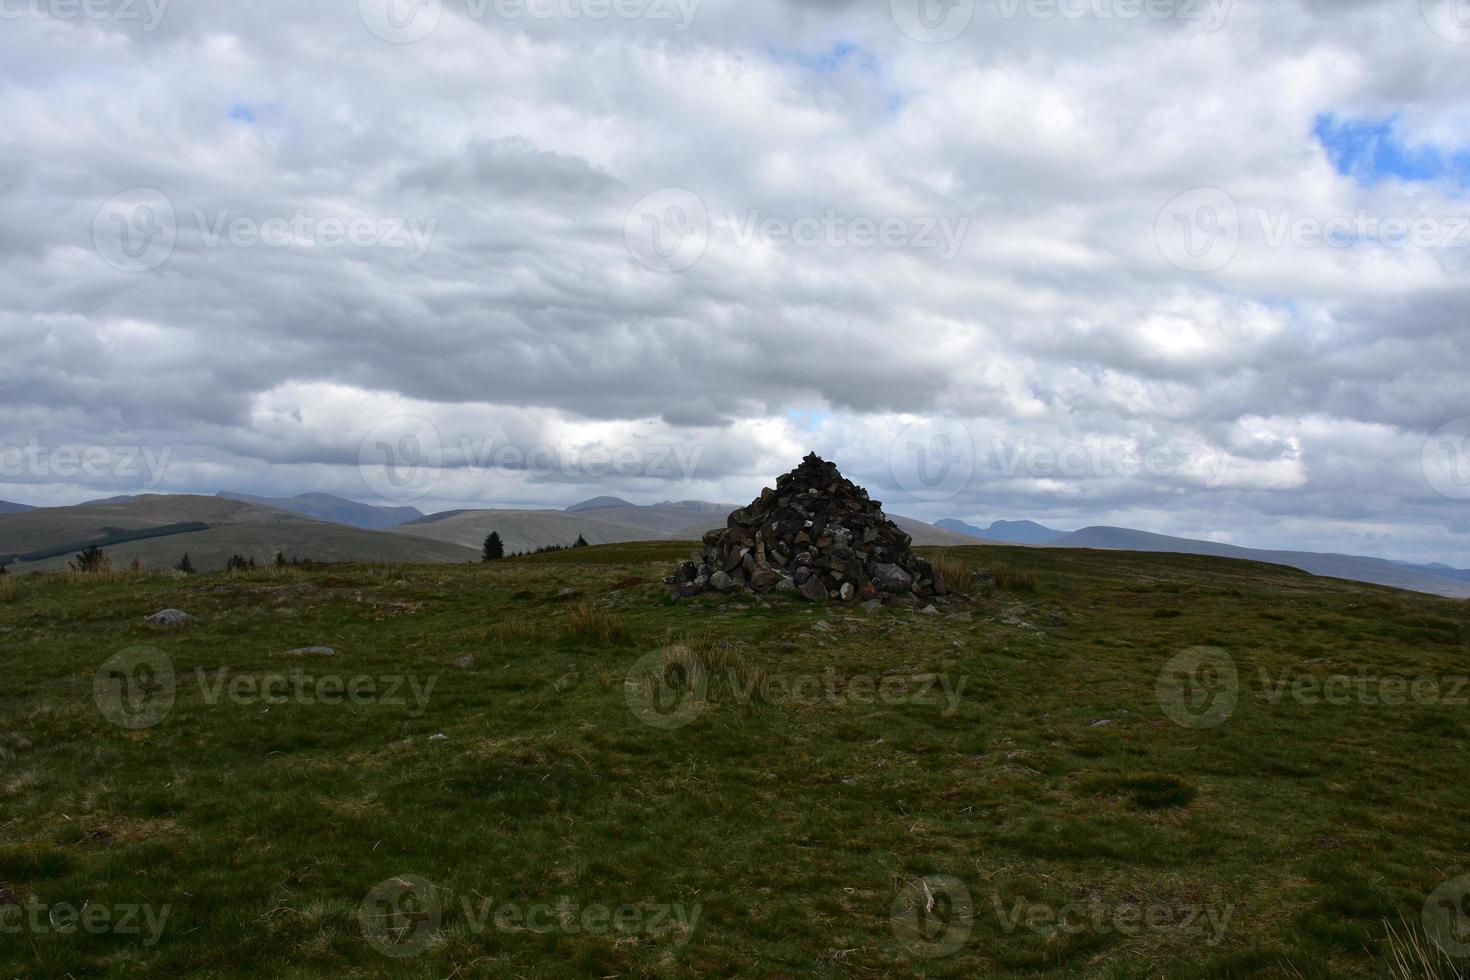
[872,563,914,593]
[749,563,781,589]
[143,609,195,628]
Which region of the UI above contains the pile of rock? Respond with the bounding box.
[668,453,946,602]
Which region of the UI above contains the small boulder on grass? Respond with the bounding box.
[144,609,196,628]
[278,646,337,658]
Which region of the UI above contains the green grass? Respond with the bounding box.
[1,543,1469,977]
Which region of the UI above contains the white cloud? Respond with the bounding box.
[0,0,1468,562]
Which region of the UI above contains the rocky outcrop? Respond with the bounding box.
[668,453,946,602]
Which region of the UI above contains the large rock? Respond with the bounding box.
[666,453,940,602]
[799,576,829,601]
[872,563,914,593]
[749,563,782,589]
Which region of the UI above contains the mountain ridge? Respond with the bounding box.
[1054,525,1470,599]
[5,493,1468,598]
[219,491,424,530]
[937,518,1067,545]
[0,494,472,572]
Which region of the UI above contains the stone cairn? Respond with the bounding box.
[668,453,946,602]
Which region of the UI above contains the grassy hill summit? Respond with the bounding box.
[1,538,1468,976]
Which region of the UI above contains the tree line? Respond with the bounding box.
[482,532,588,561]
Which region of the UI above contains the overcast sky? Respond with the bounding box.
[2,0,1469,562]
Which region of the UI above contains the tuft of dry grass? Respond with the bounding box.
[1384,915,1468,980]
[567,602,631,646]
[0,574,14,603]
[992,562,1040,592]
[929,554,972,594]
[64,562,149,585]
[233,565,308,583]
[654,635,768,706]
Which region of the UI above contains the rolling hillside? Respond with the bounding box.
[0,495,476,573]
[0,495,302,558]
[565,499,739,534]
[391,508,669,554]
[8,493,1467,598]
[937,518,1066,544]
[16,523,477,574]
[219,492,424,530]
[1057,526,1470,599]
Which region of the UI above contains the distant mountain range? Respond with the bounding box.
[397,506,669,554]
[218,492,424,530]
[937,518,1470,599]
[936,518,1066,545]
[1053,526,1470,599]
[1391,560,1470,584]
[390,498,977,554]
[0,494,474,573]
[565,496,635,512]
[3,489,1467,598]
[643,499,977,548]
[561,498,733,534]
[940,520,1470,599]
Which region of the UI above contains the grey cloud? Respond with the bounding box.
[0,1,1467,563]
